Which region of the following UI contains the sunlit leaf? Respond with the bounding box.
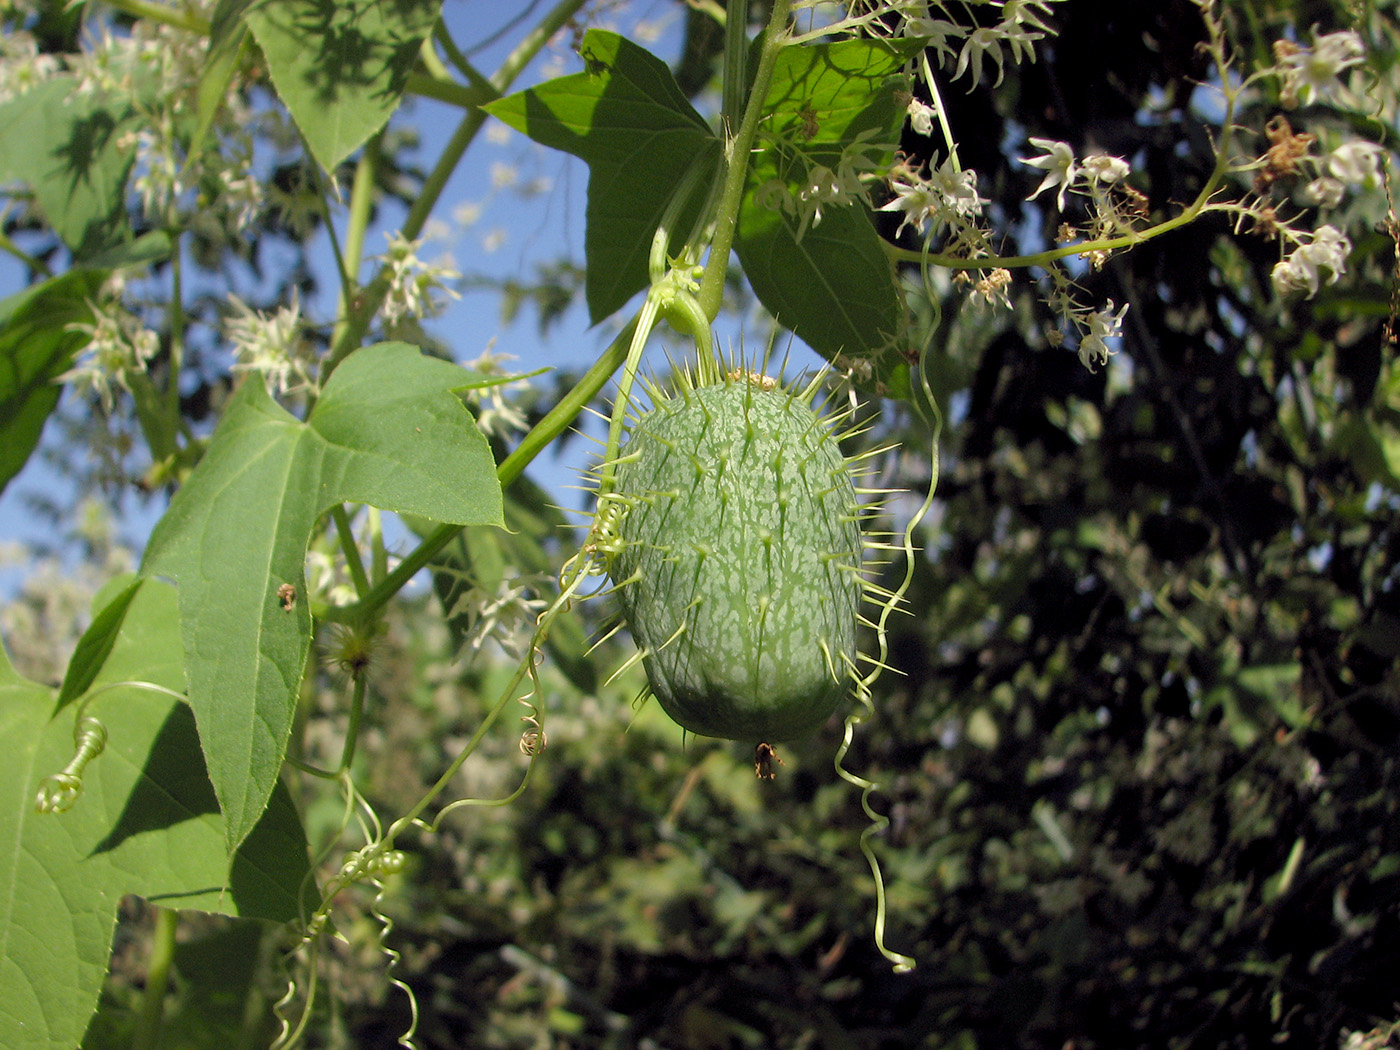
[142,343,504,854]
[245,0,442,171]
[484,30,719,322]
[0,580,311,1050]
[0,270,107,497]
[0,77,144,255]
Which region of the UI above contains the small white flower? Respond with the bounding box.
[953,26,1007,89]
[1078,300,1127,372]
[899,10,964,62]
[454,200,484,226]
[1326,140,1383,186]
[489,162,518,189]
[1304,176,1345,208]
[461,347,530,438]
[1282,29,1365,106]
[795,164,848,237]
[1271,224,1351,297]
[219,171,263,234]
[1001,0,1057,36]
[379,232,462,325]
[993,22,1044,66]
[1021,138,1078,211]
[926,155,987,218]
[907,97,938,138]
[1080,153,1130,184]
[452,573,550,660]
[880,172,943,237]
[0,30,59,102]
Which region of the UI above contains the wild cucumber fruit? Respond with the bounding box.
[608,372,863,741]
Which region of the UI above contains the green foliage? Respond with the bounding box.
[0,270,106,496]
[0,78,146,255]
[243,0,442,170]
[735,39,913,367]
[2,0,1399,1048]
[142,343,503,854]
[0,578,311,1050]
[484,30,720,322]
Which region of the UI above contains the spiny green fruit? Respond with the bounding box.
[607,371,864,741]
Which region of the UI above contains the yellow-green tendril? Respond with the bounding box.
[833,353,943,974]
[35,680,186,814]
[35,716,107,814]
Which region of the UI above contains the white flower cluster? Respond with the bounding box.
[1020,138,1131,213]
[450,572,550,661]
[376,232,463,328]
[58,283,160,413]
[802,1,1063,89]
[1271,225,1351,298]
[1044,281,1128,372]
[753,131,891,240]
[225,292,314,396]
[878,156,987,237]
[1075,299,1128,372]
[1255,30,1376,301]
[1,9,264,234]
[1304,140,1385,209]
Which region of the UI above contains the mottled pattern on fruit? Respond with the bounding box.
[610,378,862,740]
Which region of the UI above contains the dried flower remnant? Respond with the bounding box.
[969,267,1013,311]
[1255,116,1315,194]
[754,742,784,780]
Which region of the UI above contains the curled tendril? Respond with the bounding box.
[562,492,629,584]
[35,716,108,814]
[368,877,420,1048]
[832,350,943,974]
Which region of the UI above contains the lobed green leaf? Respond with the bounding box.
[141,343,504,854]
[734,40,914,381]
[244,0,443,171]
[0,579,311,1050]
[0,270,107,497]
[484,30,719,322]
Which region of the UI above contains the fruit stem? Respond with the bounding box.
[600,293,664,494]
[697,0,793,322]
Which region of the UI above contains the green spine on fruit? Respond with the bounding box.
[608,372,863,741]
